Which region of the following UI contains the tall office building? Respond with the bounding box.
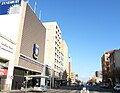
[43,22,63,87]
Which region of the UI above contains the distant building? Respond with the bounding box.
[70,72,76,84]
[95,71,102,78]
[61,40,68,78]
[101,51,112,83]
[101,49,120,85]
[109,49,120,85]
[95,71,102,83]
[67,72,78,84]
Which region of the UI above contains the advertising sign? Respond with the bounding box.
[0,40,14,54]
[33,44,39,60]
[0,69,8,76]
[0,0,22,15]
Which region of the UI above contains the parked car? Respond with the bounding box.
[33,85,48,92]
[114,84,120,91]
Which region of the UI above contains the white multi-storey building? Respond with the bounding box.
[43,22,63,87]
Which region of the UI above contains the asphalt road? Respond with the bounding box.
[1,85,120,93]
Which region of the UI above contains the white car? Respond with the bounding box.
[33,85,48,92]
[114,84,120,91]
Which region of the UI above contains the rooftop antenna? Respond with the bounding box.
[34,1,37,13]
[39,10,42,20]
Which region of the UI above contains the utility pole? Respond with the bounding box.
[68,57,71,86]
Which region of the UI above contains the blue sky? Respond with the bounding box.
[27,0,120,81]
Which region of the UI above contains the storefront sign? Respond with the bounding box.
[33,44,39,60]
[9,75,13,79]
[0,41,14,54]
[0,0,21,15]
[0,69,8,76]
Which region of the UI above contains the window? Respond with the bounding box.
[106,62,109,66]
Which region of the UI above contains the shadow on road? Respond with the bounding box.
[88,85,120,93]
[56,85,82,91]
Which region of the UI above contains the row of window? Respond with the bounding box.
[55,53,60,60]
[55,35,61,42]
[56,26,61,36]
[55,47,60,55]
[54,64,60,70]
[55,58,64,67]
[56,31,61,37]
[54,71,60,77]
[55,58,60,64]
[55,41,61,49]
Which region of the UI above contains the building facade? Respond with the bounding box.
[0,0,46,90]
[109,49,120,85]
[61,40,68,73]
[43,22,63,87]
[101,51,111,83]
[70,72,76,84]
[101,49,120,86]
[61,40,68,81]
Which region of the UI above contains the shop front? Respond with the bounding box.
[0,62,8,90]
[12,67,42,90]
[0,33,16,90]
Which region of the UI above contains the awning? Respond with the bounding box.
[24,75,49,78]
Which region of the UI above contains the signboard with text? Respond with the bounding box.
[0,0,22,15]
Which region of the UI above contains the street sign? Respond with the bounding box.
[9,76,13,79]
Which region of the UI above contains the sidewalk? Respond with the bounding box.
[0,88,54,93]
[0,90,21,93]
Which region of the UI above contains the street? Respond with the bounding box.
[27,85,120,93]
[28,86,81,93]
[1,85,120,93]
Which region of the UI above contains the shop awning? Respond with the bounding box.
[24,75,49,78]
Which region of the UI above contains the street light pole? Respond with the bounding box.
[25,71,28,92]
